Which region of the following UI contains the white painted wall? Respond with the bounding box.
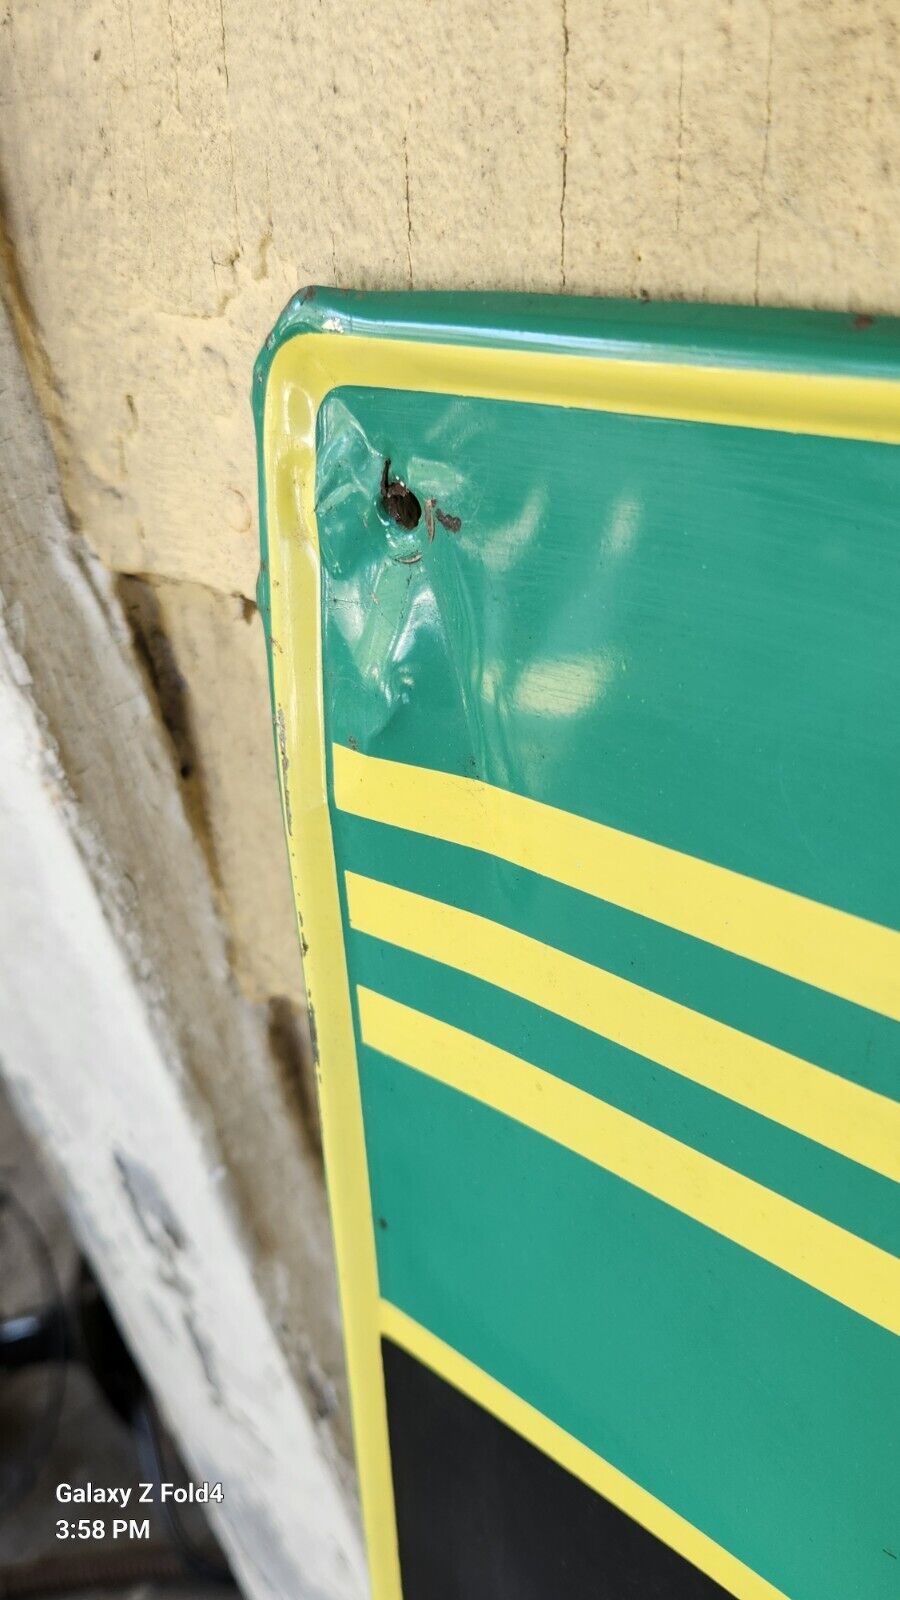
[0,302,364,1599]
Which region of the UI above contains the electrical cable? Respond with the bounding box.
[0,1544,206,1597]
[132,1394,234,1586]
[0,1189,67,1521]
[0,1191,235,1592]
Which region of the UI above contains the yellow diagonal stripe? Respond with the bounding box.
[345,873,900,1187]
[360,988,900,1337]
[380,1300,789,1600]
[334,742,900,1023]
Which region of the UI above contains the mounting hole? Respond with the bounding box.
[381,459,422,531]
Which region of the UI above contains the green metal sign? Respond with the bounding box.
[254,290,900,1600]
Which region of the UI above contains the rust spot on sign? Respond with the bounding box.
[425,497,462,540]
[381,459,422,530]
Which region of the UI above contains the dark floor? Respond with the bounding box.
[0,1079,235,1599]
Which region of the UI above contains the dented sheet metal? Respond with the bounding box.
[254,290,900,1600]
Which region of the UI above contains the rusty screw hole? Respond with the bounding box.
[381,459,422,531]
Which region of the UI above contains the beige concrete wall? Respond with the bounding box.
[0,296,359,1596]
[1,0,898,1030]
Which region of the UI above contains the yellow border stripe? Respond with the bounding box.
[279,331,900,444]
[263,357,403,1595]
[346,873,900,1187]
[334,743,900,1024]
[380,1300,789,1600]
[360,988,900,1337]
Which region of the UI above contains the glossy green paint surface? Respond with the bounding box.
[315,374,900,1599]
[252,288,900,657]
[255,286,900,381]
[256,293,900,1600]
[321,388,900,926]
[360,1052,899,1600]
